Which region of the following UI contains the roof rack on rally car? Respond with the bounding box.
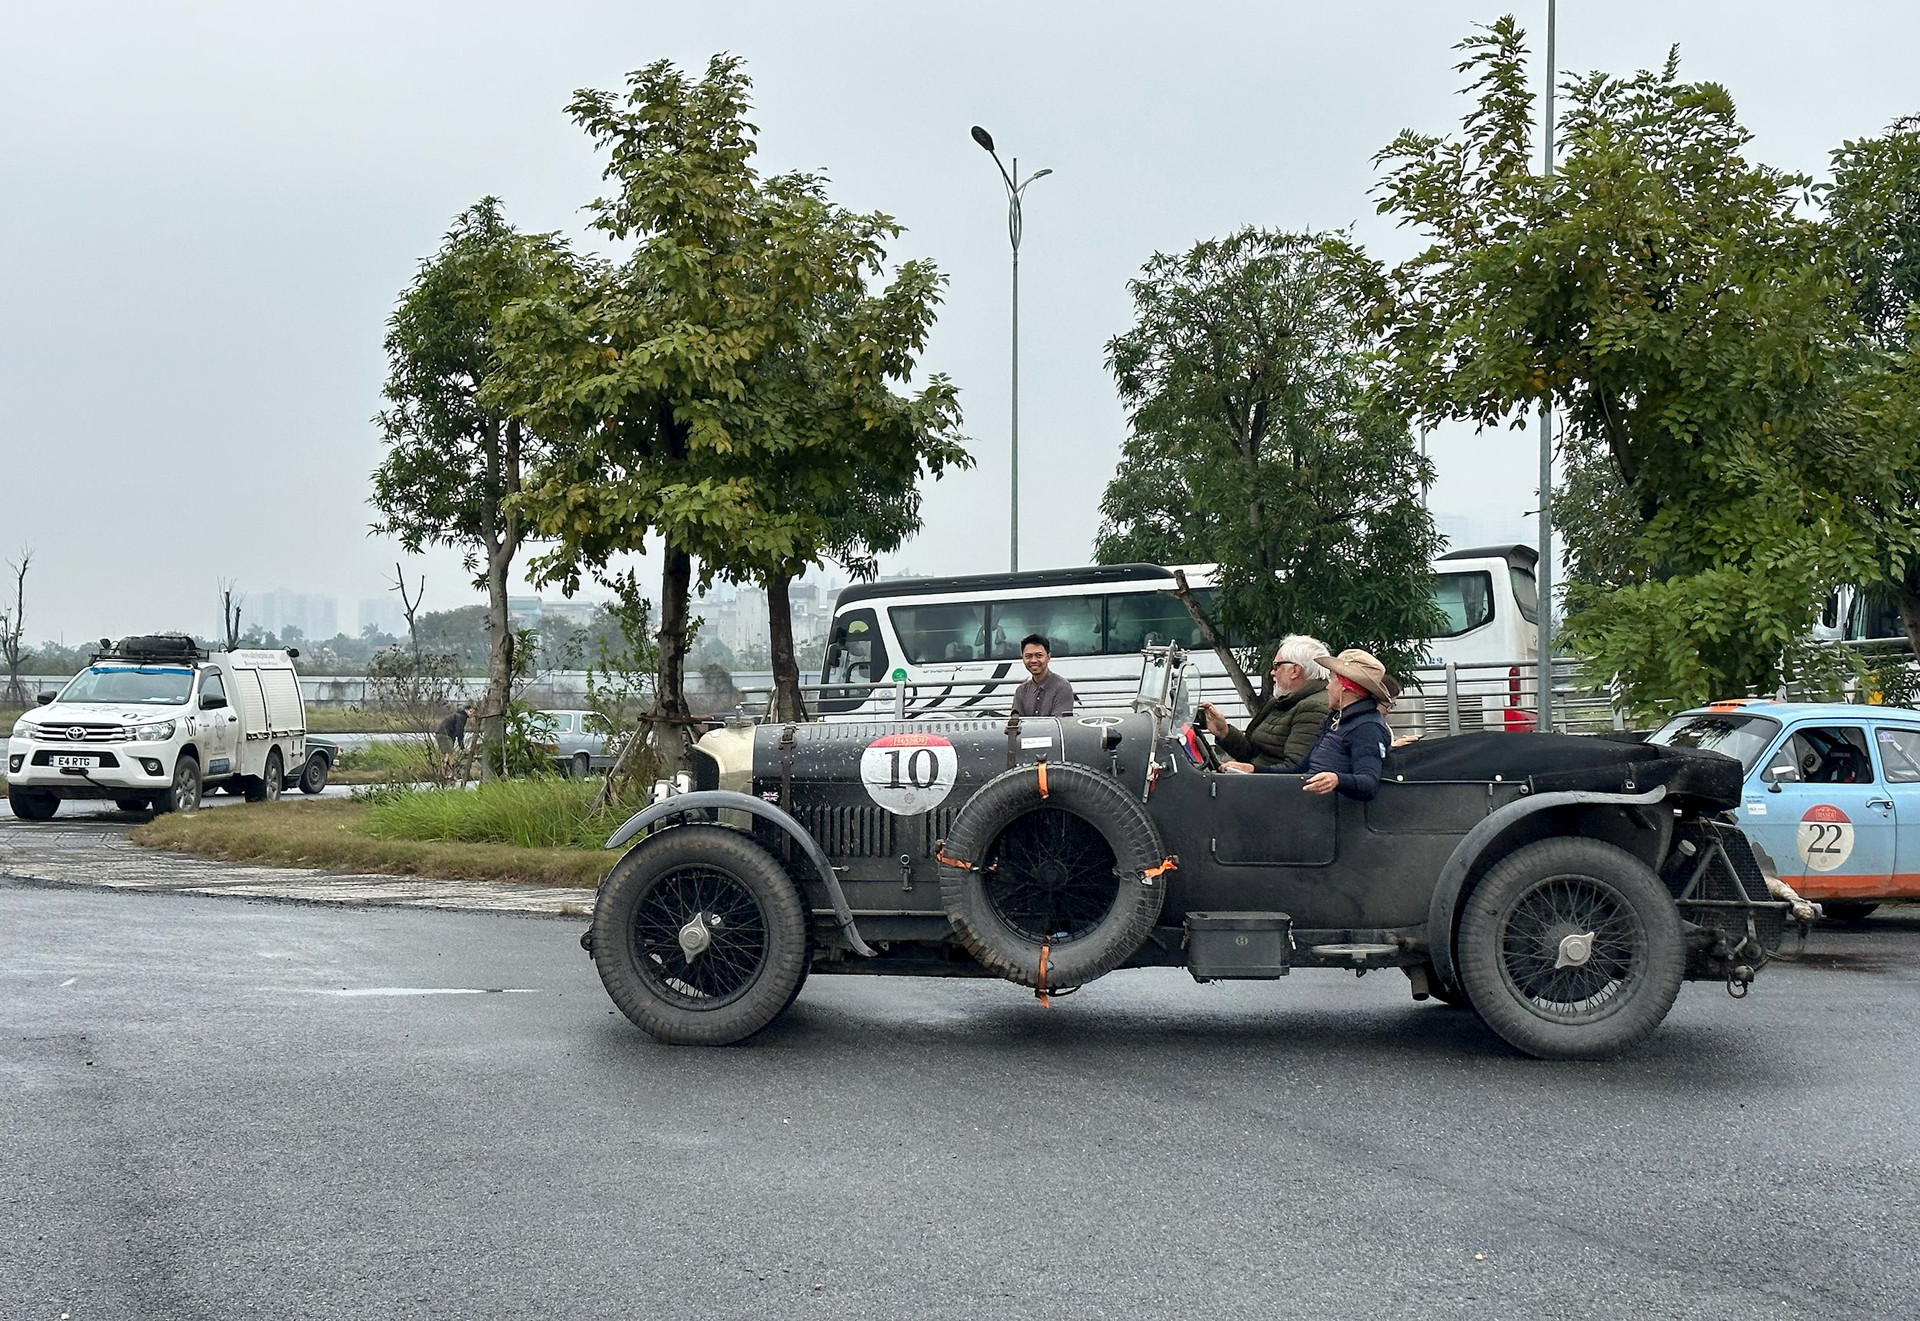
[90,634,210,665]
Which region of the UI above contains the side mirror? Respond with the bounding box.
[36,691,55,706]
[201,694,228,710]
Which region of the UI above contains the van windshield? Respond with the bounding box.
[1648,713,1781,774]
[59,665,196,706]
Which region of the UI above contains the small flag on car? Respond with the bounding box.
[1179,724,1207,765]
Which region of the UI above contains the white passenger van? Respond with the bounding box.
[6,636,307,819]
[817,549,1540,723]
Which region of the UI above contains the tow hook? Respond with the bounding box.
[1726,964,1755,998]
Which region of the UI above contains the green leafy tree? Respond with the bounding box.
[1373,19,1875,716]
[502,55,965,746]
[1826,118,1920,659]
[371,199,575,774]
[1095,227,1443,693]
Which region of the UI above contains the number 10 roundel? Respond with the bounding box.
[860,732,959,816]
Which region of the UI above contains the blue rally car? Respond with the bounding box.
[1650,700,1920,919]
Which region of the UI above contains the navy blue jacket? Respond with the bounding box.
[1254,696,1391,800]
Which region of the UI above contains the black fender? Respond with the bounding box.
[605,790,875,958]
[1425,785,1669,995]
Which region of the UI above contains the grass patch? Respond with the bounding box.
[335,736,438,774]
[132,799,612,888]
[364,778,623,850]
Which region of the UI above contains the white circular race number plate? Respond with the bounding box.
[860,733,958,816]
[1796,803,1854,872]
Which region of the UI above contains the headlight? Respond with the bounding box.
[135,720,177,742]
[11,721,37,740]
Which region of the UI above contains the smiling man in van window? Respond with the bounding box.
[1012,634,1075,717]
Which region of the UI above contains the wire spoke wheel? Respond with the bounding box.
[1497,874,1643,1023]
[1458,837,1684,1060]
[983,807,1120,943]
[629,863,771,1010]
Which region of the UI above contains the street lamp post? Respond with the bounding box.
[1537,0,1557,732]
[971,125,1050,573]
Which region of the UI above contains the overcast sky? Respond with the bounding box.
[4,1,1915,646]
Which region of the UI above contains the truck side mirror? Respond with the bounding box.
[201,694,228,710]
[36,691,55,705]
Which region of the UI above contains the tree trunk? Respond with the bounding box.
[1895,587,1920,675]
[765,569,806,723]
[480,548,514,781]
[653,543,694,774]
[1166,570,1257,710]
[477,419,522,781]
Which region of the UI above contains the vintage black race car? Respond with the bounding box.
[583,648,1788,1059]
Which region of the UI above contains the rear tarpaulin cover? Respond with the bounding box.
[1385,732,1742,810]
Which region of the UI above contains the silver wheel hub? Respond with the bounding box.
[1554,930,1596,969]
[677,913,715,961]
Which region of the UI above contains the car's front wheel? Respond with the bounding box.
[7,787,59,820]
[1456,838,1684,1061]
[591,825,809,1046]
[154,756,201,815]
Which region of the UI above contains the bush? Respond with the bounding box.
[363,778,627,850]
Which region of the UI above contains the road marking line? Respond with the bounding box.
[296,987,541,997]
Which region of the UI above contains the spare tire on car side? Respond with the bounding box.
[938,761,1169,990]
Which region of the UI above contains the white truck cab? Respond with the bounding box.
[6,635,306,819]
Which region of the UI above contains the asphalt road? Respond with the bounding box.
[4,868,1917,1319]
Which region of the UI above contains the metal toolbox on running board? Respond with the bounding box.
[1184,912,1292,981]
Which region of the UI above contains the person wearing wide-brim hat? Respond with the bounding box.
[1221,648,1396,801]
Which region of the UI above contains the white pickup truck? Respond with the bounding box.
[6,636,308,819]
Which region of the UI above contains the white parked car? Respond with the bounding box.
[539,709,616,777]
[6,635,307,819]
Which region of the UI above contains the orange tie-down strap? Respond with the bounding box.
[1036,942,1052,1007]
[1141,856,1179,883]
[1037,761,1049,798]
[935,850,973,870]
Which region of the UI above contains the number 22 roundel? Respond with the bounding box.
[1796,803,1855,872]
[860,732,958,816]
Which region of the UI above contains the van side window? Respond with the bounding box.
[986,595,1106,659]
[823,609,887,684]
[1106,589,1214,653]
[1430,572,1494,637]
[1762,726,1874,785]
[1509,567,1539,626]
[888,603,987,664]
[200,672,226,705]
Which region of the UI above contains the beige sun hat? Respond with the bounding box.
[1316,648,1394,706]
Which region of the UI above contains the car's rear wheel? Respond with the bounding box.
[572,751,592,779]
[592,825,808,1046]
[1457,838,1683,1061]
[245,750,283,803]
[939,763,1167,990]
[299,752,330,795]
[1822,901,1879,921]
[7,787,59,820]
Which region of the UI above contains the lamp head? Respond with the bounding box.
[970,125,995,152]
[1032,167,1053,180]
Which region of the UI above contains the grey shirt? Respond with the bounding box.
[1012,670,1075,717]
